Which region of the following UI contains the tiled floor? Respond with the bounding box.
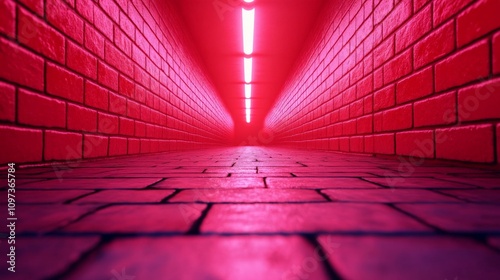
[1,147,500,279]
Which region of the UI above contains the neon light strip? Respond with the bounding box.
[242,8,255,55]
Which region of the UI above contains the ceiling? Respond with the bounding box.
[173,0,327,140]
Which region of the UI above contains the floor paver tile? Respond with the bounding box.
[66,236,331,280]
[322,189,460,203]
[317,235,500,280]
[63,204,206,233]
[170,188,326,203]
[201,203,430,234]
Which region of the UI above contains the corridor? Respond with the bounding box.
[2,147,500,279]
[1,0,500,278]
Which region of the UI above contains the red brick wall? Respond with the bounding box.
[0,0,234,164]
[264,0,500,164]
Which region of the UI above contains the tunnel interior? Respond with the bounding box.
[1,0,500,279]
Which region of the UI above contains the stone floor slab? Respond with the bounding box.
[201,203,430,234]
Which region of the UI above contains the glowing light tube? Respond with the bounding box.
[245,84,252,98]
[246,108,251,123]
[242,8,255,55]
[244,57,252,83]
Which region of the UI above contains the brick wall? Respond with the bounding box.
[264,0,500,164]
[0,0,234,165]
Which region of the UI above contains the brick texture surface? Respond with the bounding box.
[0,0,233,165]
[3,147,500,279]
[264,0,500,164]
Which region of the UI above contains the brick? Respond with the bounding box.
[67,41,97,79]
[64,204,206,233]
[44,130,83,161]
[18,89,66,128]
[47,63,84,103]
[396,66,433,104]
[323,189,455,203]
[364,176,471,188]
[2,237,99,280]
[201,203,428,233]
[414,91,457,127]
[374,133,395,154]
[495,32,500,74]
[374,84,395,112]
[99,0,119,22]
[171,189,325,203]
[357,115,373,134]
[435,40,489,92]
[84,81,108,110]
[46,0,84,44]
[67,103,97,132]
[98,112,119,134]
[382,0,412,37]
[414,0,430,11]
[156,177,266,189]
[83,134,108,158]
[383,49,412,84]
[56,236,331,280]
[374,0,394,25]
[119,117,135,136]
[396,130,434,157]
[350,136,364,152]
[0,126,42,163]
[127,100,141,119]
[382,104,412,131]
[458,78,500,122]
[76,0,94,23]
[105,41,134,77]
[93,5,113,40]
[0,0,15,37]
[128,138,140,154]
[119,11,134,37]
[18,0,43,16]
[319,235,500,280]
[18,7,65,63]
[119,75,135,97]
[84,25,104,58]
[16,190,92,203]
[356,75,373,98]
[441,189,500,202]
[395,4,431,52]
[414,21,455,69]
[363,95,373,114]
[266,177,379,189]
[373,36,394,68]
[75,190,174,203]
[114,26,132,56]
[19,178,161,189]
[434,0,474,26]
[436,124,494,162]
[457,0,500,46]
[17,204,96,233]
[0,81,15,121]
[97,61,118,91]
[0,37,44,91]
[399,203,500,232]
[109,92,127,115]
[108,137,128,156]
